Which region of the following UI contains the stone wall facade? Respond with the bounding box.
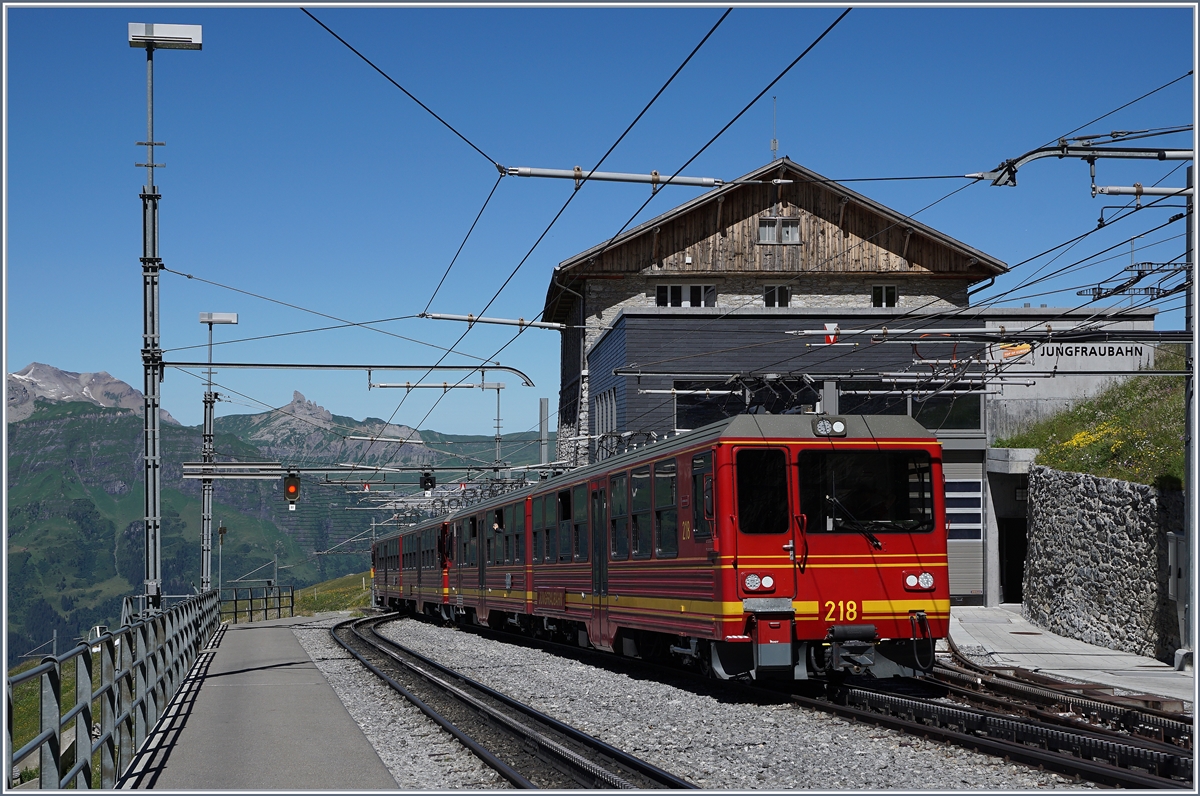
[1023,465,1182,663]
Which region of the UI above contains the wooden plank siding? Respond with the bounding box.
[564,180,983,279]
[544,159,1005,326]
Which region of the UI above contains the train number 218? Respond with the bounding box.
[824,600,858,621]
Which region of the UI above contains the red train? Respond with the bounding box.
[372,414,949,682]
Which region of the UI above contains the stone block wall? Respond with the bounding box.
[1023,465,1182,663]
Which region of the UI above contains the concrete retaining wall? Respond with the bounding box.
[1023,465,1182,663]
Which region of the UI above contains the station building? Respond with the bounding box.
[542,158,1156,607]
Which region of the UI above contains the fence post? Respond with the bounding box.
[119,626,134,781]
[134,622,149,751]
[101,634,117,788]
[158,614,170,722]
[73,646,93,788]
[39,658,61,789]
[6,677,14,788]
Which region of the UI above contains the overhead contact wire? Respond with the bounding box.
[357,9,735,475]
[161,266,497,363]
[301,8,501,168]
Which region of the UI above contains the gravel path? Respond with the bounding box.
[290,613,509,790]
[364,617,1097,791]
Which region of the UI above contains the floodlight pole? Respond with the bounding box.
[202,323,214,592]
[139,42,164,614]
[130,23,201,614]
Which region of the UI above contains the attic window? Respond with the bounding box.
[657,284,715,307]
[758,217,800,244]
[872,285,897,308]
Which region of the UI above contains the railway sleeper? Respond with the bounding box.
[849,688,1191,781]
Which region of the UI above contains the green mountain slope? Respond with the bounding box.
[995,345,1185,487]
[5,401,380,666]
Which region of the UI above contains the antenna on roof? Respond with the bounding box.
[770,96,778,161]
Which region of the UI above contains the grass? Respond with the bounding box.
[7,650,102,787]
[292,570,375,615]
[995,344,1185,488]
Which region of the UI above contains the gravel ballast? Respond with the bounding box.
[296,613,1096,790]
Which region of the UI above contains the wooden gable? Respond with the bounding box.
[545,158,1006,322]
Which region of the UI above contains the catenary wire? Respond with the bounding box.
[571,8,853,275]
[423,174,505,315]
[352,9,735,472]
[301,8,501,168]
[160,266,498,363]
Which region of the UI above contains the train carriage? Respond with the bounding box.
[372,413,948,681]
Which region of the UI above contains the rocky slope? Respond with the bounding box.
[213,391,437,470]
[7,363,179,424]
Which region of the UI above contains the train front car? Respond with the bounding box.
[712,414,947,682]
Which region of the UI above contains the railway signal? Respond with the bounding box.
[420,472,436,491]
[284,474,300,509]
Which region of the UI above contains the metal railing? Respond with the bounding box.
[219,586,294,624]
[5,592,220,789]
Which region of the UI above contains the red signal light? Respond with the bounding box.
[283,475,300,503]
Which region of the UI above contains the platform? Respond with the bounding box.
[118,614,397,790]
[949,604,1194,711]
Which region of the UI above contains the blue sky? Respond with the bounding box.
[5,4,1195,434]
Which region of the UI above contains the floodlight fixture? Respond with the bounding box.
[129,23,202,50]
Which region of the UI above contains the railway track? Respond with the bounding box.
[420,615,1192,789]
[331,615,697,790]
[937,636,1192,749]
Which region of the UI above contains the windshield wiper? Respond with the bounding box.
[825,494,883,550]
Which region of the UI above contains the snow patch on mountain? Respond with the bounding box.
[6,362,180,425]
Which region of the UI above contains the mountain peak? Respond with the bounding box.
[7,362,179,425]
[287,390,333,427]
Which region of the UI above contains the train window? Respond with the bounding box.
[468,516,478,566]
[558,491,573,562]
[655,459,678,558]
[798,450,934,534]
[692,452,714,539]
[630,466,652,558]
[573,484,589,562]
[482,513,492,564]
[545,496,557,561]
[609,472,629,560]
[513,502,525,564]
[532,496,544,563]
[502,505,512,564]
[736,449,789,534]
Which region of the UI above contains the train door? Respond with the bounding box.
[732,447,798,599]
[589,479,611,647]
[452,521,465,608]
[438,522,451,608]
[477,513,487,612]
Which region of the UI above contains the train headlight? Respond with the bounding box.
[761,575,775,589]
[903,569,936,591]
[812,416,848,437]
[744,573,762,591]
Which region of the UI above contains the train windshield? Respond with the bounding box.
[798,450,934,534]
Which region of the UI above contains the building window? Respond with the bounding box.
[945,480,983,540]
[674,378,820,430]
[911,392,982,431]
[764,285,790,307]
[656,284,715,307]
[758,217,800,244]
[872,285,897,307]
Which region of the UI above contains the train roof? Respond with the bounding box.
[376,414,937,542]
